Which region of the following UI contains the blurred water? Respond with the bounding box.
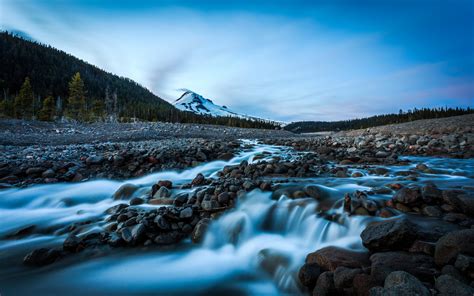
[0,143,472,295]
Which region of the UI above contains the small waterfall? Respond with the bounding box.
[202,190,370,294]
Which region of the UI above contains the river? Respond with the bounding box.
[0,142,472,295]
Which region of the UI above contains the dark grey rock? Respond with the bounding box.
[435,274,474,296]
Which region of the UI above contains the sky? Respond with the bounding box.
[1,0,473,122]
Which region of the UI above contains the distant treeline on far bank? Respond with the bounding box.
[285,107,474,133]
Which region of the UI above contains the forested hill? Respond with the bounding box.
[0,31,277,129]
[0,31,176,119]
[285,107,474,133]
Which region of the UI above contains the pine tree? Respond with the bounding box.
[38,96,55,121]
[66,72,86,121]
[14,77,34,119]
[0,99,6,117]
[91,99,105,120]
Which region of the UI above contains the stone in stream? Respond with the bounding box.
[201,200,219,211]
[179,207,193,219]
[23,248,61,266]
[257,248,292,276]
[435,275,474,296]
[333,266,362,289]
[157,180,173,189]
[305,246,370,271]
[113,183,139,200]
[454,254,474,273]
[63,234,83,252]
[434,229,474,266]
[298,262,322,289]
[129,197,144,205]
[154,186,171,198]
[393,186,421,204]
[191,218,210,243]
[369,251,437,283]
[370,271,430,296]
[120,223,146,245]
[360,218,417,252]
[154,215,170,230]
[154,231,185,245]
[312,271,336,296]
[191,173,206,186]
[303,185,330,200]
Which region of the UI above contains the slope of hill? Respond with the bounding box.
[0,31,173,119]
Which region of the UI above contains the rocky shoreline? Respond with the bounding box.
[2,115,474,295]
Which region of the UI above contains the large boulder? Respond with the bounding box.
[370,251,437,283]
[434,229,474,266]
[361,218,417,251]
[306,246,370,271]
[435,274,474,296]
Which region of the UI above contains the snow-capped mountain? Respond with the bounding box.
[173,89,255,119]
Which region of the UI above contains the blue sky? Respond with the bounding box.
[1,0,473,121]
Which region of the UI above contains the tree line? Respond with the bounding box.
[285,107,474,133]
[0,31,278,129]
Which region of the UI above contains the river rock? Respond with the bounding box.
[393,186,421,204]
[257,248,291,276]
[63,234,82,252]
[370,251,437,283]
[129,197,144,205]
[157,180,172,189]
[312,271,336,296]
[304,185,330,200]
[201,200,219,211]
[333,266,362,289]
[361,218,417,251]
[434,229,474,266]
[454,254,474,273]
[25,167,44,175]
[154,215,170,230]
[435,274,474,296]
[154,186,171,198]
[371,271,430,296]
[420,183,442,203]
[113,183,139,200]
[23,248,61,266]
[154,231,185,245]
[191,173,205,186]
[444,193,474,216]
[86,155,104,165]
[306,246,370,271]
[191,218,210,243]
[179,207,193,219]
[298,262,322,289]
[121,223,146,245]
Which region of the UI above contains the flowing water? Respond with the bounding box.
[0,142,473,295]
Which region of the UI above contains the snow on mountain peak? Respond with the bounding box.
[173,89,252,119]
